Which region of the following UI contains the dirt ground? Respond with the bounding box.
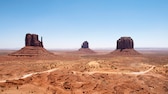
[0,49,168,94]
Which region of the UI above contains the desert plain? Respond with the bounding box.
[0,49,168,94]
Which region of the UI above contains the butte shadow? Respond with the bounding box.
[110,37,141,56]
[9,33,55,57]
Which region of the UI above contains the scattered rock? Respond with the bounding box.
[63,82,71,90]
[87,61,100,69]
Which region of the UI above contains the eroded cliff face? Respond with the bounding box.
[117,37,134,50]
[25,33,43,47]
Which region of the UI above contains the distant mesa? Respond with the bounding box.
[111,37,140,55]
[77,41,95,54]
[25,33,43,47]
[117,37,133,50]
[9,33,55,57]
[81,41,89,48]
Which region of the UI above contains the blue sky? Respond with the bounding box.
[0,0,168,49]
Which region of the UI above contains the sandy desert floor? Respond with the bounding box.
[0,49,168,94]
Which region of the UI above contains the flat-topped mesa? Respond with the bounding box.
[110,36,140,55]
[117,37,134,50]
[25,33,43,47]
[81,41,89,48]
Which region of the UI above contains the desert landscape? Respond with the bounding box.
[1,0,168,94]
[0,35,167,94]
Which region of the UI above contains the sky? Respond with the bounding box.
[0,0,168,49]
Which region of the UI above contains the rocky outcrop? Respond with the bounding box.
[81,41,89,48]
[76,41,95,54]
[25,33,43,47]
[9,33,55,57]
[117,37,133,50]
[110,37,140,55]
